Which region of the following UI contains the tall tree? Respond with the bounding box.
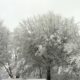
[14,12,80,80]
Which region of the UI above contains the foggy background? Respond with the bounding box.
[0,0,80,31]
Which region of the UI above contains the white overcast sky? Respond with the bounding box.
[0,0,80,31]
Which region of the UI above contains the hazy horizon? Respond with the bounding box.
[0,0,80,31]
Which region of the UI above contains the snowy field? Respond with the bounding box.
[3,78,46,80]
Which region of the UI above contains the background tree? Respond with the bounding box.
[0,21,12,78]
[0,21,23,79]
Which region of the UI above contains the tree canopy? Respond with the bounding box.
[13,13,80,80]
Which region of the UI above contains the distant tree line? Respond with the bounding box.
[0,12,80,80]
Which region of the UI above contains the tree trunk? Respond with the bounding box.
[47,66,51,80]
[0,62,13,78]
[39,67,42,78]
[8,67,14,78]
[76,73,79,80]
[9,73,14,78]
[16,74,20,78]
[15,72,21,78]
